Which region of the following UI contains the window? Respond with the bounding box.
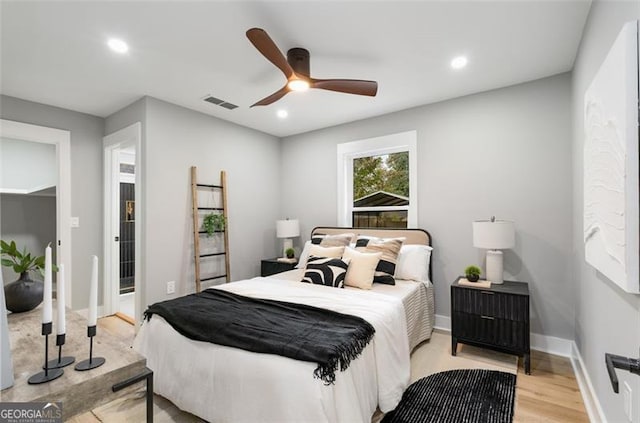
[337,131,417,228]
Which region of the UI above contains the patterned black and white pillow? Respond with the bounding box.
[301,256,351,288]
[355,237,404,285]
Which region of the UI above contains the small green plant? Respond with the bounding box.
[464,265,482,281]
[0,240,57,277]
[202,213,226,237]
[285,248,295,259]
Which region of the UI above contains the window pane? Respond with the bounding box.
[352,210,408,228]
[353,152,409,207]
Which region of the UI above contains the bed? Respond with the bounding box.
[134,227,434,423]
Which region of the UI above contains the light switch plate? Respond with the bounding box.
[70,217,79,228]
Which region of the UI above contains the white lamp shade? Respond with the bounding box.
[473,220,515,250]
[276,219,300,238]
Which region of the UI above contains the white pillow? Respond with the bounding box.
[295,240,313,269]
[342,247,382,290]
[395,244,433,282]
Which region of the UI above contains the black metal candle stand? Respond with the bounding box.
[44,334,76,369]
[28,322,64,384]
[74,325,105,371]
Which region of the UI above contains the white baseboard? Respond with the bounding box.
[434,314,574,357]
[570,342,607,423]
[530,333,573,357]
[434,314,450,331]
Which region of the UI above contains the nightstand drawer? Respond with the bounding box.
[452,288,528,322]
[452,311,529,351]
[261,259,298,277]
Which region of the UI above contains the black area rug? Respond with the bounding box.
[382,369,516,423]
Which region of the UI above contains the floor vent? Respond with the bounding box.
[203,95,238,110]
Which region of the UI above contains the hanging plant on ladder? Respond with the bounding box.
[203,213,226,237]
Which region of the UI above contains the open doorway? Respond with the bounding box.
[103,123,141,325]
[0,120,71,307]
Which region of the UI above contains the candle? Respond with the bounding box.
[42,245,52,324]
[56,264,66,335]
[88,256,98,327]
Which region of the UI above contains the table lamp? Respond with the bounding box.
[276,219,300,258]
[473,217,515,284]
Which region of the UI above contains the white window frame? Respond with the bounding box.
[337,130,417,227]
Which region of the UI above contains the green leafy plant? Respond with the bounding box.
[464,265,481,279]
[0,240,57,277]
[202,213,226,237]
[285,248,295,259]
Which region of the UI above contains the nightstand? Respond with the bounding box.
[261,258,298,277]
[451,277,531,374]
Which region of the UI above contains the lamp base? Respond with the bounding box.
[486,250,504,284]
[282,238,293,259]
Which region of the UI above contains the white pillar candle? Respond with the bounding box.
[56,264,66,335]
[88,255,98,327]
[42,245,53,324]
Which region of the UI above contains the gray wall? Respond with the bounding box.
[131,97,281,308]
[0,95,104,309]
[571,2,640,422]
[281,73,574,340]
[0,194,56,285]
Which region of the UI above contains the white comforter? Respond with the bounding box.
[134,277,410,423]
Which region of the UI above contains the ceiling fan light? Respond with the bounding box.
[287,79,310,92]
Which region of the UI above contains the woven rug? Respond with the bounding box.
[382,369,516,423]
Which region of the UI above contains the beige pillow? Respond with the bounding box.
[312,233,355,248]
[308,244,345,259]
[342,247,382,290]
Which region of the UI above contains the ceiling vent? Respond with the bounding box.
[203,95,238,110]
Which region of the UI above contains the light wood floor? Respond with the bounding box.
[73,316,589,422]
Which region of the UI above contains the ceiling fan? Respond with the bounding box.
[246,28,378,107]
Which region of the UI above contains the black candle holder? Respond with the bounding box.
[28,322,64,384]
[45,334,75,369]
[74,325,105,371]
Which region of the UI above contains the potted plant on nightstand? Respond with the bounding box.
[464,265,481,282]
[285,248,295,259]
[1,240,55,313]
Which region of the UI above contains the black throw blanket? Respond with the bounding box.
[143,288,375,384]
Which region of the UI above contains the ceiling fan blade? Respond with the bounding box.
[311,78,378,97]
[251,85,290,107]
[246,28,294,79]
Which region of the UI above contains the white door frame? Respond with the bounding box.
[0,119,72,306]
[103,122,142,322]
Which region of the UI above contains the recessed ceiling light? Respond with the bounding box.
[450,56,468,70]
[277,110,288,119]
[107,38,129,54]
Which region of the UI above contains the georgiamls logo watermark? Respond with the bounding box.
[0,402,62,423]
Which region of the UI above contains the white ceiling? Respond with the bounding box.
[0,1,591,137]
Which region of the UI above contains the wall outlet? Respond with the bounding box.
[623,381,632,421]
[166,281,175,295]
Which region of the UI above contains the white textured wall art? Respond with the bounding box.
[584,20,639,294]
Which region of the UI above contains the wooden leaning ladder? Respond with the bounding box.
[191,167,230,292]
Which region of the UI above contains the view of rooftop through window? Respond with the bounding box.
[352,151,409,228]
